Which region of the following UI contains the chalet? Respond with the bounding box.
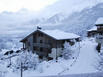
[20,28,80,59]
[88,18,103,37]
[87,17,103,52]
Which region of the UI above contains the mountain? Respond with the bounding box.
[42,3,103,36]
[40,0,103,17]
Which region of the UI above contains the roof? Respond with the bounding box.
[87,26,97,32]
[20,29,80,42]
[95,17,103,26]
[41,30,80,40]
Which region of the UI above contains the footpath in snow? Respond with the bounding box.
[62,38,100,75]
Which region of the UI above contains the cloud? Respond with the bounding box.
[40,0,103,17]
[0,0,58,12]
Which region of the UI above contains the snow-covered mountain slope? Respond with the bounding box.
[40,0,103,17]
[43,3,103,36]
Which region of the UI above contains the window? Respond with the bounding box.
[97,26,100,29]
[33,46,36,51]
[39,33,43,37]
[41,33,43,37]
[28,42,30,46]
[40,40,43,43]
[40,47,43,52]
[39,34,40,36]
[76,38,79,42]
[39,56,43,59]
[33,38,36,43]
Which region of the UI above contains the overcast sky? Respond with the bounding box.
[0,0,103,14]
[0,0,58,12]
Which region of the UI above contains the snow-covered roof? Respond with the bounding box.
[87,26,97,32]
[95,17,103,25]
[40,29,80,40]
[21,29,80,42]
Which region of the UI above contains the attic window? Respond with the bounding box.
[39,33,43,37]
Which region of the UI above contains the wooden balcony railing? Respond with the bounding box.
[36,51,48,56]
[33,43,51,48]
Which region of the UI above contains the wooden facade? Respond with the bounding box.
[87,24,103,53]
[88,24,103,37]
[20,30,80,59]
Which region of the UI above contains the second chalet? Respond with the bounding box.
[20,28,80,60]
[88,17,103,37]
[87,17,103,52]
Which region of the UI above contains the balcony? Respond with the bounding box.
[33,43,51,48]
[96,35,103,44]
[36,51,48,56]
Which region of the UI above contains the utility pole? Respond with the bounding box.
[21,62,23,77]
[9,54,11,66]
[77,40,81,60]
[56,41,57,62]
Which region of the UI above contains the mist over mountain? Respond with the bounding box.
[0,0,103,36]
[43,3,103,36]
[41,0,103,17]
[1,1,103,49]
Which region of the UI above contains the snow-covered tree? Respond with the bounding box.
[49,48,62,60]
[62,41,73,59]
[15,50,39,71]
[62,41,80,60]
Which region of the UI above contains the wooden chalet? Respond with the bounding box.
[20,28,80,59]
[87,18,103,53]
[88,18,103,37]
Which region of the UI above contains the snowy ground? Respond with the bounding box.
[63,38,99,74]
[0,38,102,77]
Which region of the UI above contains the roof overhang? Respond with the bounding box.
[96,24,103,26]
[20,30,38,42]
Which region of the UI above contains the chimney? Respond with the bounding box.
[37,26,42,30]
